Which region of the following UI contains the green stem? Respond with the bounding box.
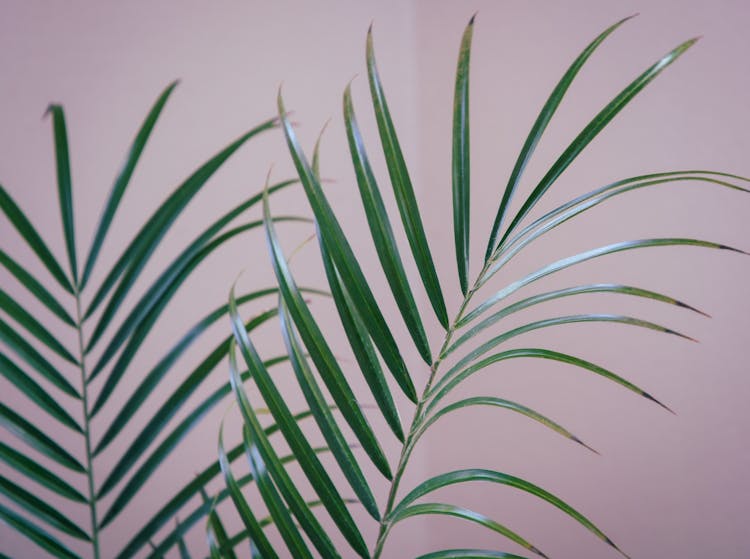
[74,291,100,559]
[372,260,491,558]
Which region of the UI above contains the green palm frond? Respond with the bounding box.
[217,14,748,559]
[0,83,306,558]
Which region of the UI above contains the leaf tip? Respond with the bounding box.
[675,299,711,318]
[718,243,749,256]
[468,11,478,25]
[643,390,676,415]
[665,327,698,343]
[574,436,601,455]
[42,104,58,120]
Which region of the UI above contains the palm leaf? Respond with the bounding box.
[262,183,391,477]
[0,82,291,559]
[45,105,78,287]
[452,15,475,295]
[343,83,431,362]
[0,503,81,559]
[366,25,449,328]
[0,184,73,293]
[389,503,546,558]
[278,91,418,397]
[493,38,698,253]
[80,81,178,289]
[484,15,635,259]
[216,16,744,559]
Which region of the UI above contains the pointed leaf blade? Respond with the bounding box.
[452,16,475,295]
[278,92,417,400]
[391,503,546,558]
[0,475,90,541]
[496,38,699,250]
[46,105,78,286]
[393,469,627,557]
[263,185,392,478]
[343,84,431,362]
[279,298,381,519]
[0,185,73,293]
[366,27,449,328]
[0,442,87,503]
[0,503,81,559]
[81,82,178,289]
[230,286,372,551]
[485,15,636,259]
[0,353,82,433]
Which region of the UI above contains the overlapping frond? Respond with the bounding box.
[215,14,747,559]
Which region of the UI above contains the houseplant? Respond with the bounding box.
[0,84,307,557]
[213,14,749,559]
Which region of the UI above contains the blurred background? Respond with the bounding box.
[1,1,748,557]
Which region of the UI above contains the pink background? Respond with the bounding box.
[1,1,749,558]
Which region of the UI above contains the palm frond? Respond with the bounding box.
[0,83,299,558]
[215,14,746,559]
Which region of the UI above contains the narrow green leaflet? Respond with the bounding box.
[87,181,296,382]
[230,289,369,555]
[0,442,86,503]
[94,289,282,454]
[343,84,431,362]
[0,353,82,433]
[0,318,79,398]
[218,422,278,559]
[229,290,370,550]
[205,501,237,559]
[392,469,627,557]
[242,427,313,559]
[218,499,345,559]
[0,288,78,364]
[176,520,192,559]
[96,310,278,499]
[447,314,693,385]
[0,475,90,541]
[0,503,81,559]
[46,105,78,286]
[484,15,635,259]
[144,446,330,559]
[81,82,178,289]
[418,551,530,559]
[0,403,84,472]
[0,249,75,326]
[447,283,706,357]
[318,236,404,441]
[452,15,475,295]
[462,238,744,327]
[84,117,276,336]
[279,298,381,519]
[118,410,319,559]
[89,219,300,414]
[495,38,698,251]
[0,185,73,293]
[428,348,670,415]
[366,27,449,328]
[278,92,417,400]
[311,132,402,440]
[390,503,546,558]
[99,355,287,529]
[228,342,335,558]
[263,184,392,477]
[418,396,595,453]
[481,173,750,289]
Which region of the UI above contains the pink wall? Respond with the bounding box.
[1,1,748,558]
